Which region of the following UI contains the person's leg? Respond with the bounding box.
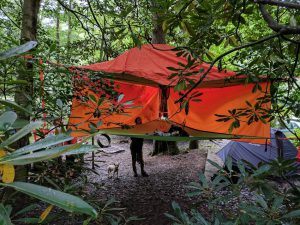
[131,148,138,177]
[137,149,148,177]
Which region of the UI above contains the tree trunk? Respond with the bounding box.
[152,11,165,44]
[56,3,60,63]
[189,140,199,149]
[14,0,41,181]
[66,0,72,61]
[150,1,179,155]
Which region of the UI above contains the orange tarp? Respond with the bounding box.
[69,44,271,143]
[69,81,160,135]
[168,82,270,141]
[79,44,244,88]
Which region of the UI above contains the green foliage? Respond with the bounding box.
[166,158,300,225]
[291,128,300,146]
[0,38,138,224]
[1,0,300,224]
[1,182,97,218]
[0,204,13,225]
[91,198,144,225]
[0,111,98,221]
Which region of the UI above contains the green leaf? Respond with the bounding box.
[208,159,223,170]
[14,204,39,216]
[0,121,43,148]
[162,18,173,32]
[83,218,92,225]
[228,36,238,47]
[0,80,28,85]
[185,101,189,115]
[198,173,208,187]
[0,99,31,114]
[0,204,13,225]
[4,205,12,217]
[164,213,181,223]
[272,196,284,210]
[255,194,268,209]
[180,21,191,36]
[0,41,37,60]
[11,134,74,157]
[171,201,182,217]
[225,157,233,172]
[11,119,30,129]
[191,209,209,225]
[175,81,187,92]
[213,218,220,225]
[0,182,97,218]
[117,94,124,103]
[63,144,98,156]
[97,97,105,106]
[245,101,252,107]
[232,120,240,128]
[0,144,97,165]
[166,67,180,71]
[290,16,297,27]
[0,111,17,131]
[282,209,300,218]
[88,94,97,103]
[237,160,246,176]
[131,34,142,48]
[252,164,271,177]
[14,218,40,224]
[252,83,258,93]
[56,99,63,109]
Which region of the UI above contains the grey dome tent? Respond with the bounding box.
[217,129,300,169]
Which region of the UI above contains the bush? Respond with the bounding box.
[166,158,300,225]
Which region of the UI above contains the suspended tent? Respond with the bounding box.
[68,44,270,143]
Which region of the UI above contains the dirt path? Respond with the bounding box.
[86,137,210,225]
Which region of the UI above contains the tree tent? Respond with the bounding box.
[68,44,270,143]
[217,129,300,169]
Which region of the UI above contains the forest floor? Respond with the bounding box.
[84,136,217,225]
[14,136,299,225]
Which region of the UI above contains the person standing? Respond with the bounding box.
[130,117,148,177]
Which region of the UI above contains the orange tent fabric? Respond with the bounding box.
[69,44,270,143]
[79,44,244,88]
[168,83,270,140]
[69,81,160,135]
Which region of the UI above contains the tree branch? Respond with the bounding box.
[235,0,246,43]
[291,44,300,91]
[254,0,300,10]
[176,33,280,103]
[258,3,300,34]
[281,35,300,44]
[86,0,103,31]
[87,0,109,60]
[178,0,194,18]
[56,0,96,39]
[0,8,20,29]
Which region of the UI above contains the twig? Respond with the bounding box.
[254,0,300,10]
[235,0,246,43]
[56,0,96,39]
[0,8,20,29]
[176,33,280,103]
[258,3,300,34]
